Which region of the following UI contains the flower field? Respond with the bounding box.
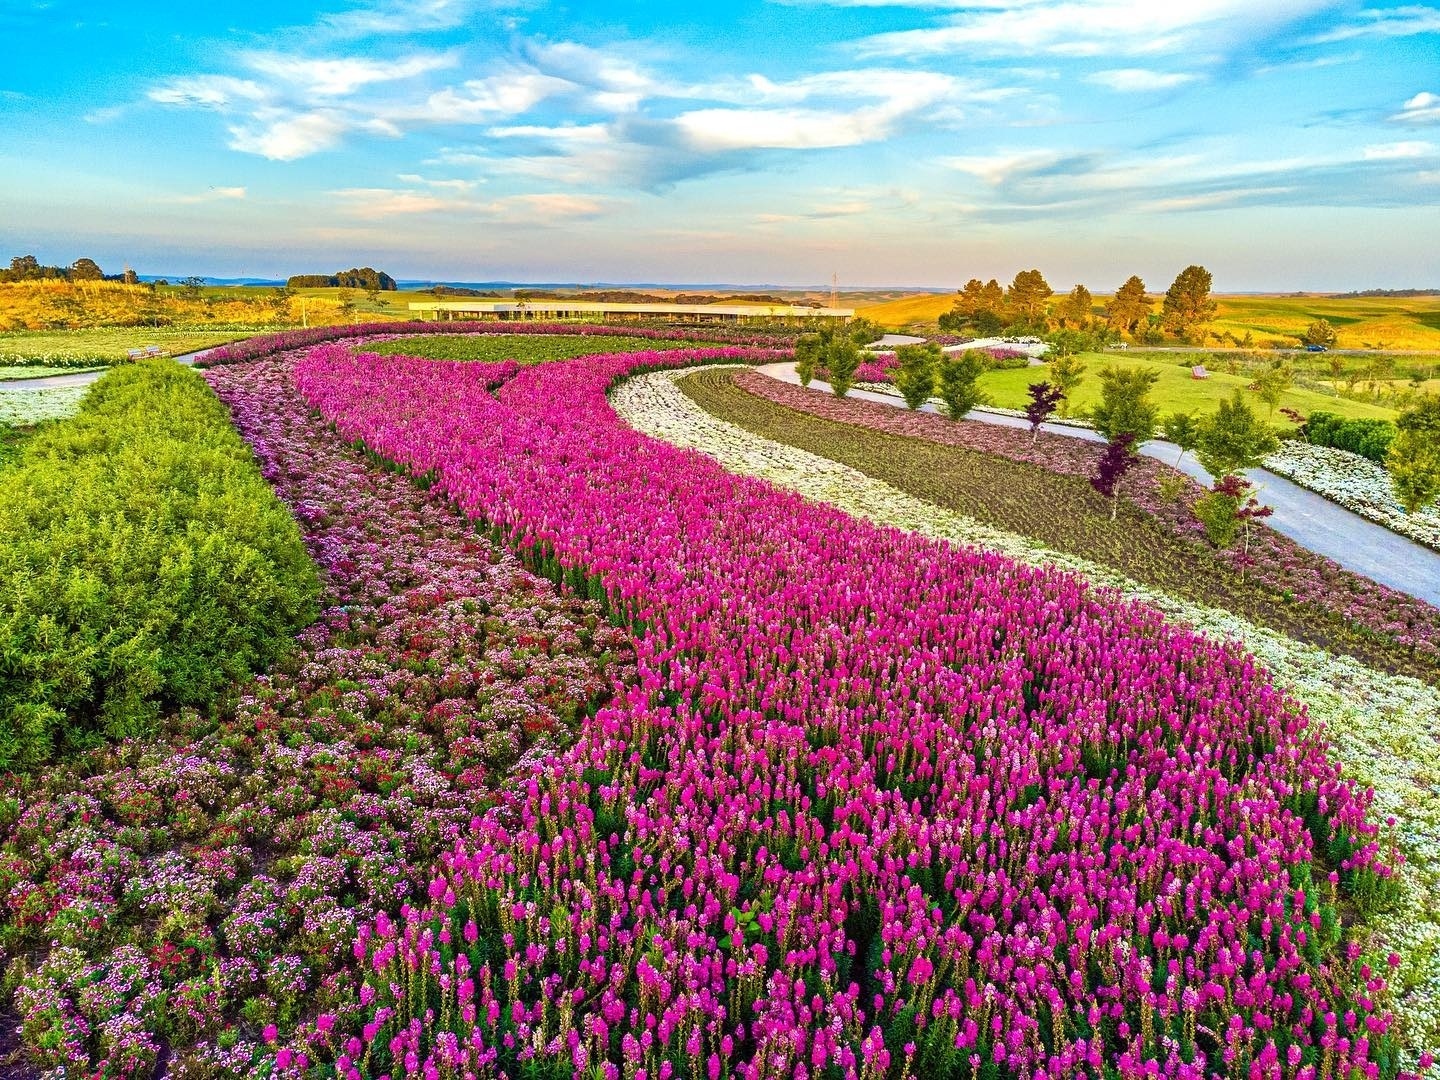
[282,341,1414,1077]
[0,355,632,1075]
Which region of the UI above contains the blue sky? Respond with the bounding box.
[1,0,1437,289]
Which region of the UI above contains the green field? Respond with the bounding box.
[979,352,1397,426]
[364,333,726,364]
[0,328,253,362]
[858,291,1440,352]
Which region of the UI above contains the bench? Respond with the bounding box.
[1191,365,1210,380]
[125,345,165,361]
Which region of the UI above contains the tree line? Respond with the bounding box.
[1,255,139,285]
[285,268,397,291]
[938,265,1218,345]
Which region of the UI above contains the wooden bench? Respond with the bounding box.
[1191,365,1210,380]
[125,346,165,361]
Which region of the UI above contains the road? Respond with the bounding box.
[754,360,1440,607]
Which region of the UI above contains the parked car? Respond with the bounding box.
[1304,344,1329,352]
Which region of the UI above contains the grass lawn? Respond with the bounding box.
[979,352,1397,426]
[681,367,1438,684]
[0,328,253,362]
[364,333,727,364]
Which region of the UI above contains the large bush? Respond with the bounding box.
[1308,410,1396,463]
[0,361,318,769]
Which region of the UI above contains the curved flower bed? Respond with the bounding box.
[0,357,631,1077]
[197,322,800,368]
[291,343,1407,1078]
[1267,442,1440,553]
[0,384,89,425]
[617,367,1440,1063]
[735,370,1440,675]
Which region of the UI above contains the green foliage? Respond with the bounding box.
[1304,318,1338,348]
[1107,275,1152,335]
[936,350,988,419]
[1058,283,1093,328]
[795,334,820,387]
[892,343,940,409]
[1389,395,1440,514]
[824,335,861,398]
[1164,411,1199,463]
[1161,265,1217,342]
[1091,365,1160,445]
[1307,411,1396,463]
[1253,359,1294,417]
[1048,353,1087,417]
[1193,488,1242,548]
[286,267,396,290]
[1006,269,1053,324]
[1196,390,1280,479]
[0,362,319,770]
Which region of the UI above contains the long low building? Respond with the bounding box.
[408,299,854,324]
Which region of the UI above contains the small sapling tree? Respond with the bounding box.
[1253,359,1293,418]
[1091,434,1138,521]
[936,350,988,420]
[893,343,940,410]
[1389,395,1440,514]
[1193,390,1280,555]
[1089,366,1159,521]
[1164,410,1198,466]
[795,333,820,387]
[825,334,861,398]
[1048,353,1087,417]
[1024,381,1065,444]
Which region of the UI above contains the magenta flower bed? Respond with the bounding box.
[288,343,1406,1078]
[0,357,633,1077]
[198,322,800,367]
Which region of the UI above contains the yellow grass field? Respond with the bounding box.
[858,291,1440,351]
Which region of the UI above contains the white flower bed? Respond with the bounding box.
[0,386,89,426]
[612,366,1440,1060]
[1267,440,1440,552]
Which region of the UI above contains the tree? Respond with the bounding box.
[120,267,139,286]
[893,343,939,410]
[1252,359,1293,418]
[936,350,988,419]
[70,257,104,281]
[1048,353,1087,417]
[1058,284,1093,329]
[1303,318,1338,348]
[939,278,1006,333]
[1006,269,1053,326]
[795,334,820,386]
[337,288,357,323]
[9,255,40,279]
[1195,390,1279,481]
[1194,473,1272,555]
[1389,395,1440,514]
[1164,411,1199,466]
[1106,275,1151,336]
[179,275,206,299]
[1091,434,1139,521]
[1091,366,1160,447]
[825,334,861,397]
[1024,382,1065,444]
[1161,264,1217,342]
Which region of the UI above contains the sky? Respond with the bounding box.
[1,0,1437,290]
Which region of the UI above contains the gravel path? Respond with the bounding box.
[755,361,1440,607]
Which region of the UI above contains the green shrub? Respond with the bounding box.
[1307,411,1396,463]
[0,361,319,769]
[1193,488,1241,548]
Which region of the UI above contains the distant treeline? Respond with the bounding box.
[286,267,397,291]
[2,254,138,285]
[1330,288,1440,298]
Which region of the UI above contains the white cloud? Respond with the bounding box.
[942,148,1069,184]
[1308,5,1440,42]
[1394,91,1440,124]
[319,0,482,36]
[486,123,611,142]
[148,75,267,109]
[332,187,606,220]
[169,186,248,204]
[1362,140,1437,159]
[227,110,353,160]
[855,0,1335,58]
[1085,68,1198,92]
[417,73,574,123]
[244,51,456,97]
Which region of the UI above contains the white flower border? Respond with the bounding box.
[0,386,89,427]
[611,366,1440,1061]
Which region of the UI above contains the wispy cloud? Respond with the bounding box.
[244,51,458,97]
[167,186,248,204]
[1085,68,1199,92]
[1362,139,1437,159]
[1393,91,1440,124]
[332,186,606,220]
[1308,5,1440,42]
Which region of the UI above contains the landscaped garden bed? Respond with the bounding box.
[281,341,1413,1077]
[0,354,633,1076]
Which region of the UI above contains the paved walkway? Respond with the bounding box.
[0,349,211,391]
[755,361,1440,607]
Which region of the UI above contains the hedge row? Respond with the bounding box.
[0,361,319,770]
[1307,410,1396,463]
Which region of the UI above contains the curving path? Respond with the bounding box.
[755,360,1440,607]
[0,348,212,391]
